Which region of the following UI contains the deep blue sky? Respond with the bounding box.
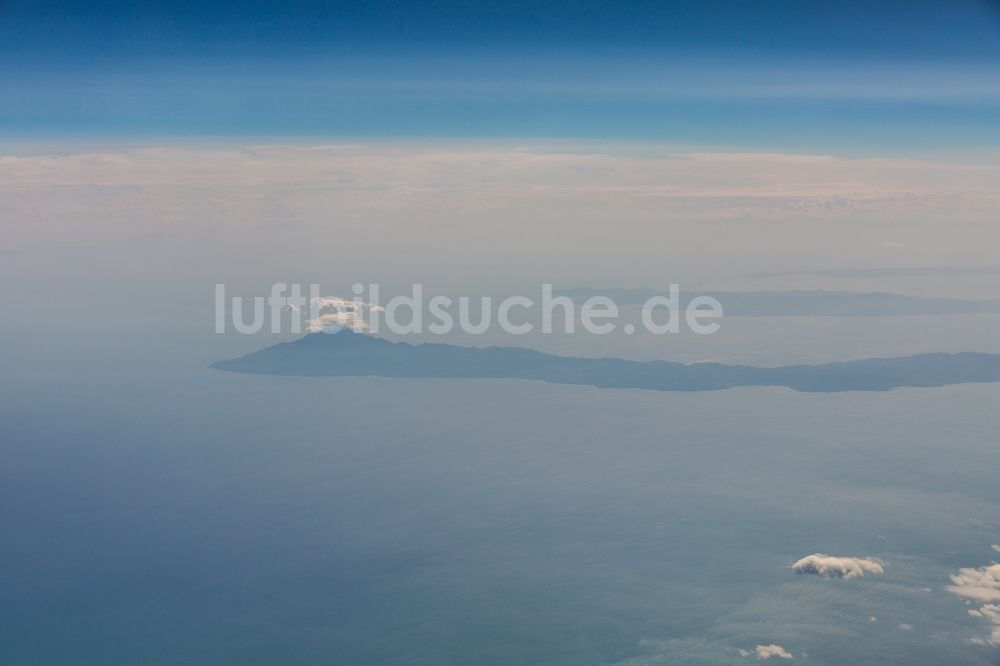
[3,0,1000,147]
[4,0,1000,58]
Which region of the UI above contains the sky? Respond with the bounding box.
[2,1,999,295]
[2,0,1000,149]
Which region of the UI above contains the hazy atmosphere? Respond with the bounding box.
[2,2,1000,664]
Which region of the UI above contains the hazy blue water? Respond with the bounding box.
[2,305,1000,664]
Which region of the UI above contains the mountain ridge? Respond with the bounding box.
[212,331,1000,393]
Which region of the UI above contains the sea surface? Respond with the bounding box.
[2,294,1000,664]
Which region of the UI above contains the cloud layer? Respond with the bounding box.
[4,145,1000,226]
[5,143,1000,292]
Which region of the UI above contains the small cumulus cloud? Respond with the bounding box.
[791,554,885,579]
[967,605,1000,619]
[967,604,1000,646]
[949,554,1000,646]
[948,563,1000,602]
[753,644,793,660]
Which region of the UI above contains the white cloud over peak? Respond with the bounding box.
[304,295,385,332]
[310,296,384,313]
[791,554,884,579]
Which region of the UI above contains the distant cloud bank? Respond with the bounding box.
[4,145,1000,227]
[5,144,1000,286]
